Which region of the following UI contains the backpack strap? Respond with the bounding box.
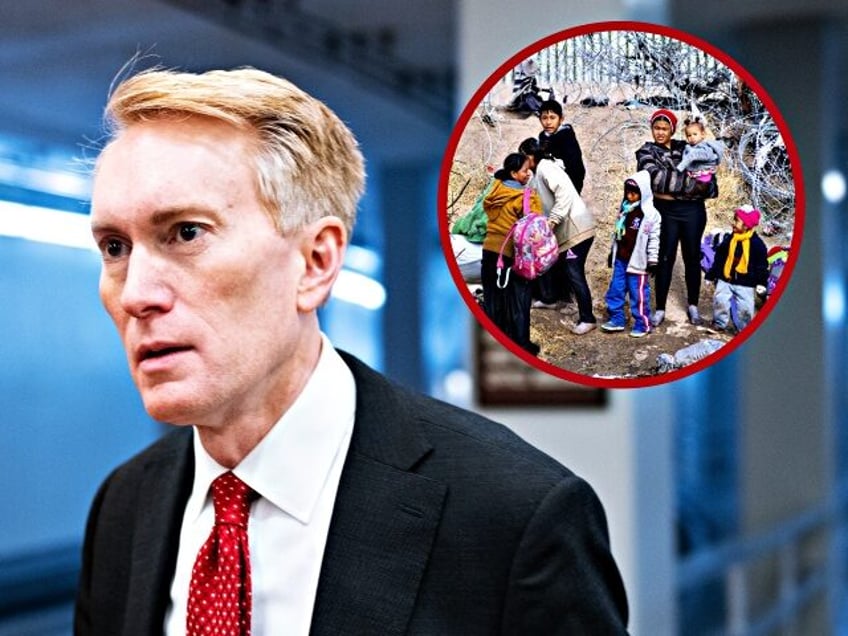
[496,222,518,289]
[495,190,532,289]
[496,262,511,289]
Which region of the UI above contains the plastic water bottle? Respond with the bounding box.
[657,339,724,373]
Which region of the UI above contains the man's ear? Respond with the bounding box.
[296,217,347,312]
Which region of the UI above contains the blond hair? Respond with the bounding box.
[102,67,365,235]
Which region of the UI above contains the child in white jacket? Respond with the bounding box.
[519,137,598,335]
[601,170,661,337]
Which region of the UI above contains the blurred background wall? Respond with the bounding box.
[0,1,846,634]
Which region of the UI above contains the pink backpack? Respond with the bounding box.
[497,188,559,286]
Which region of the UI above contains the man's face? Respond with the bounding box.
[651,120,673,146]
[91,117,306,429]
[539,110,562,134]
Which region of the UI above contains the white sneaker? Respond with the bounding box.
[531,300,559,309]
[687,305,703,326]
[558,302,578,316]
[567,321,597,335]
[651,310,665,327]
[601,321,625,332]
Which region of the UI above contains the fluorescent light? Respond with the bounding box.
[0,200,96,250]
[822,169,846,205]
[344,243,381,275]
[0,159,90,199]
[0,199,386,311]
[443,369,472,404]
[332,269,386,310]
[824,274,845,326]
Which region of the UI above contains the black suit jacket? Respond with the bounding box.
[75,352,628,634]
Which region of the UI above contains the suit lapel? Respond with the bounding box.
[123,430,193,635]
[310,354,447,636]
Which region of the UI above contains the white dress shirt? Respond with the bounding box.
[164,336,356,635]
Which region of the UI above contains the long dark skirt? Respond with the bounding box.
[481,249,534,353]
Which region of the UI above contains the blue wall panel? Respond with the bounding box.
[0,237,161,558]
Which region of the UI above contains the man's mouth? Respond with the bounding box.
[137,344,193,364]
[144,346,190,359]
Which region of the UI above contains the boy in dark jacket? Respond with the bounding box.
[706,205,769,332]
[530,99,586,312]
[537,99,585,194]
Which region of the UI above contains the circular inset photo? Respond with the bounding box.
[439,21,803,388]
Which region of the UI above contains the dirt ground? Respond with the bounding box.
[446,85,791,380]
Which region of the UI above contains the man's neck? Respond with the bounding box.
[194,329,324,468]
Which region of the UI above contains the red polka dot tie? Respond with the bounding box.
[187,471,258,635]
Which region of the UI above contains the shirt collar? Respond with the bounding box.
[187,334,356,525]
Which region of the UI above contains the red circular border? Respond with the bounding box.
[437,20,805,390]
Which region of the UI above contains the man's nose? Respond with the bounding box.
[120,248,175,318]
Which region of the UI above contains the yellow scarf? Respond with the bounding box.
[723,229,754,279]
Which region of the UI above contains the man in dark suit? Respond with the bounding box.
[75,67,628,634]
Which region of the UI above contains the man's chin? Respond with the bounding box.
[140,389,203,427]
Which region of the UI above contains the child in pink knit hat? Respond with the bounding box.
[704,205,770,332]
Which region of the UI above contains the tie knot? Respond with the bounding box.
[211,471,256,529]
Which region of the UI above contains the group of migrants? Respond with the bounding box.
[476,100,770,357]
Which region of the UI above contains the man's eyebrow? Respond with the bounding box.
[90,206,222,234]
[149,206,222,226]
